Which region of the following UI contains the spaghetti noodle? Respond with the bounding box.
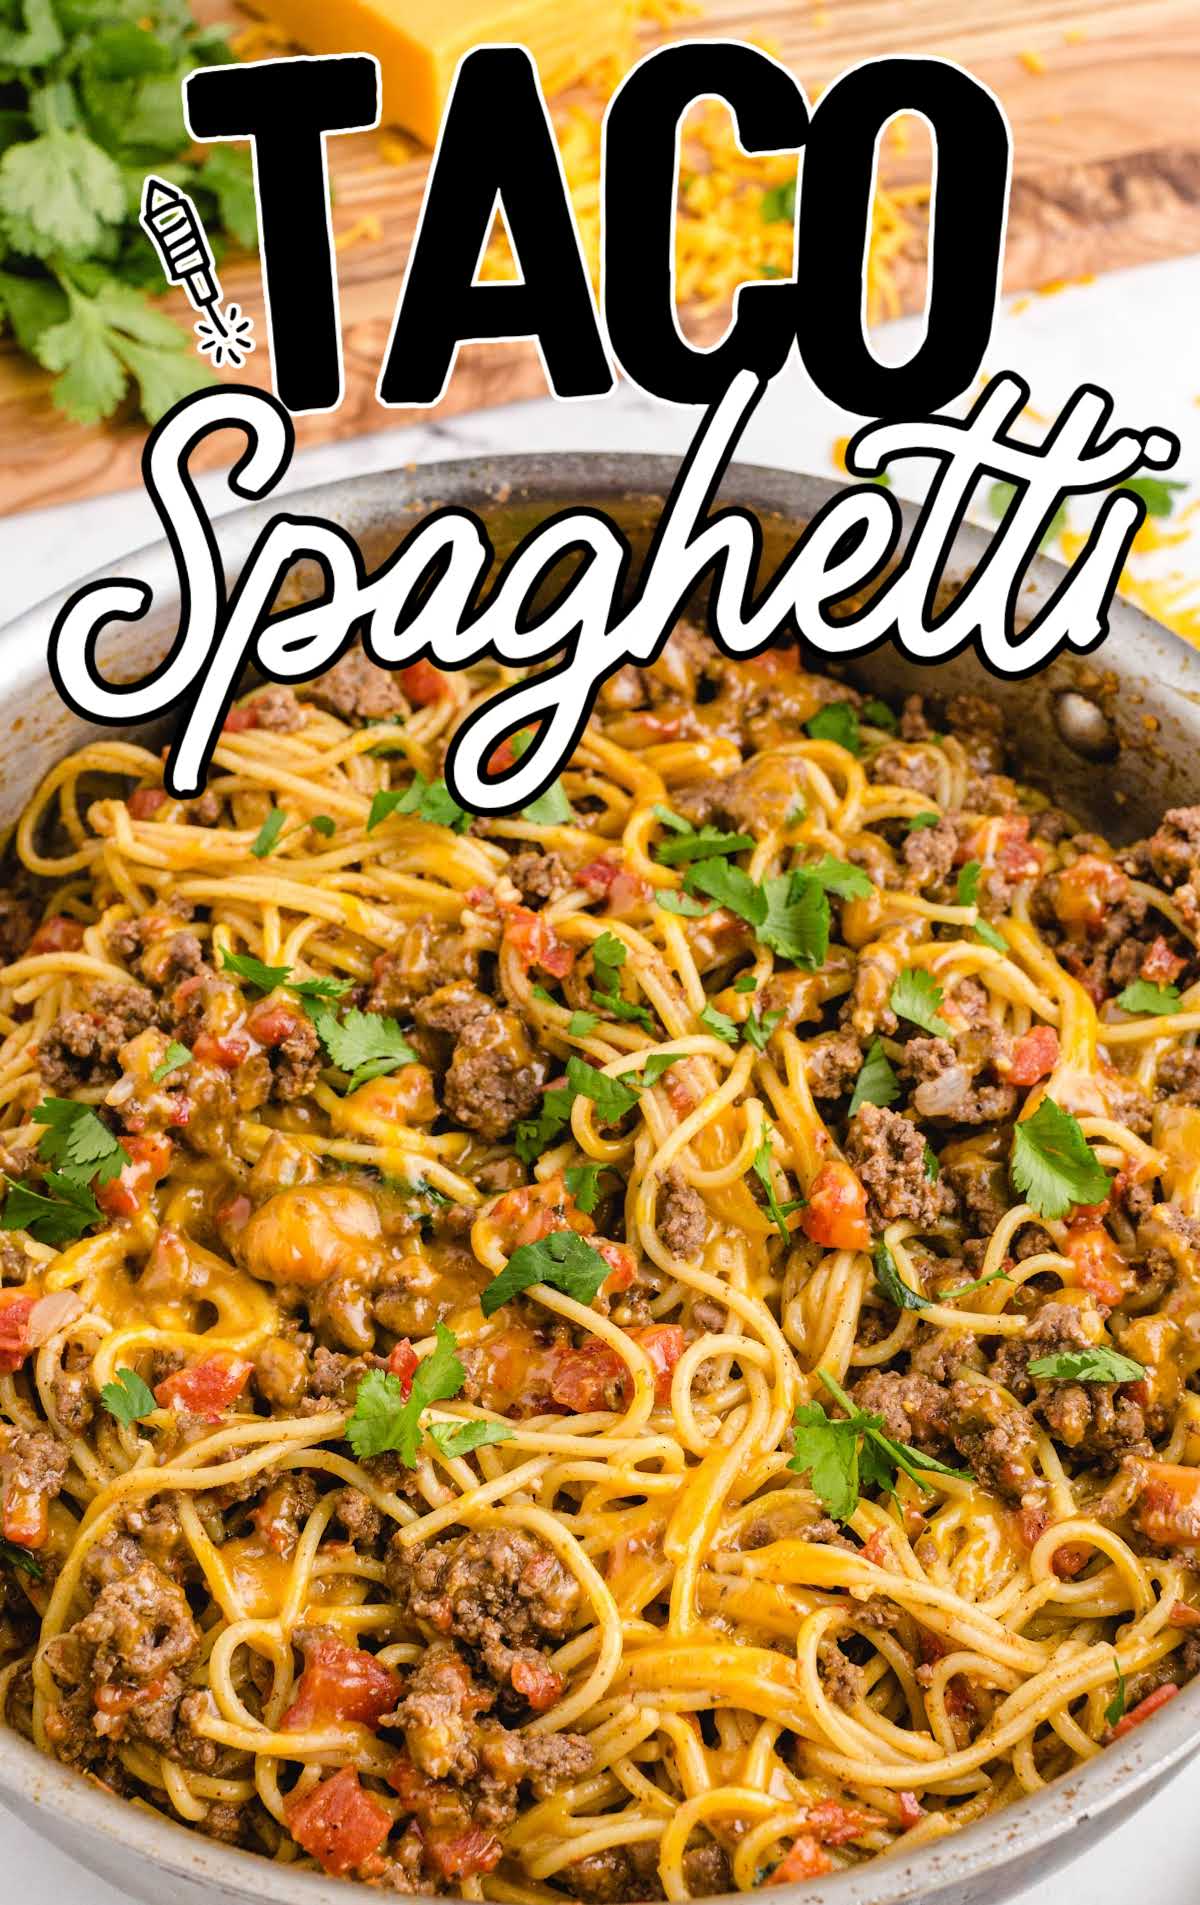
[1,631,1200,1899]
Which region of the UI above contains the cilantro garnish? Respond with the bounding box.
[568,1009,600,1037]
[908,812,940,832]
[974,920,1008,954]
[752,1128,801,1245]
[564,1162,603,1214]
[1,1172,101,1246]
[956,861,983,907]
[802,854,873,900]
[311,815,337,837]
[514,1055,641,1163]
[923,1142,940,1181]
[657,890,713,918]
[788,1368,970,1521]
[1027,1346,1144,1384]
[873,1239,928,1311]
[862,698,898,732]
[743,1008,783,1052]
[0,1536,42,1579]
[804,703,861,754]
[734,973,759,994]
[151,1041,192,1085]
[654,823,754,866]
[1117,980,1182,1016]
[220,948,351,1001]
[847,1039,899,1114]
[510,729,573,826]
[32,1099,129,1188]
[427,1419,514,1459]
[250,808,286,859]
[565,1056,641,1123]
[587,932,653,1031]
[481,1229,613,1316]
[1120,476,1187,518]
[100,1366,156,1426]
[1010,1096,1111,1220]
[346,1324,465,1465]
[889,969,952,1038]
[1105,1657,1127,1728]
[700,1003,739,1044]
[642,1052,681,1086]
[368,774,470,834]
[306,1004,418,1093]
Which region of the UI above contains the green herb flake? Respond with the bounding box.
[1010,1096,1112,1221]
[1105,1657,1127,1728]
[1116,980,1182,1017]
[32,1098,130,1188]
[889,969,952,1038]
[150,1041,192,1084]
[250,808,286,859]
[567,1010,600,1038]
[427,1419,514,1459]
[804,703,861,755]
[564,1162,603,1215]
[907,812,941,832]
[848,1039,900,1115]
[700,1003,739,1044]
[307,1004,418,1094]
[0,1536,42,1579]
[1,1171,101,1246]
[100,1365,156,1426]
[1027,1345,1145,1384]
[873,1239,929,1311]
[481,1229,613,1317]
[743,1009,783,1052]
[311,815,337,837]
[346,1323,465,1466]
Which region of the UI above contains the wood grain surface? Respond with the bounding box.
[3,0,1200,515]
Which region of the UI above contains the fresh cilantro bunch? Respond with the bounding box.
[0,0,255,424]
[788,1368,969,1521]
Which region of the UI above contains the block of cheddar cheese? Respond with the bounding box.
[257,0,633,146]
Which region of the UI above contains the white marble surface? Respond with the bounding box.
[2,253,1200,1901]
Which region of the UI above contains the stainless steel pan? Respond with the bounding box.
[1,452,1198,1905]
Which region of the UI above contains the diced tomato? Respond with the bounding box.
[667,1072,696,1114]
[579,858,621,893]
[801,1161,870,1252]
[245,999,303,1048]
[93,1675,168,1727]
[282,1629,402,1731]
[192,1029,251,1069]
[128,786,166,818]
[1171,1599,1200,1628]
[596,1237,637,1295]
[550,1340,625,1413]
[154,1355,251,1421]
[489,1176,591,1252]
[1017,1504,1049,1550]
[387,1339,418,1396]
[1062,1221,1130,1307]
[0,1292,37,1374]
[1111,1683,1179,1738]
[1054,855,1129,933]
[510,1655,565,1711]
[770,1835,832,1884]
[286,1768,392,1876]
[898,1791,924,1829]
[806,1799,884,1845]
[1007,1026,1059,1087]
[423,1827,503,1881]
[861,1529,890,1567]
[629,1323,685,1402]
[503,906,575,978]
[1136,1461,1200,1550]
[223,704,259,732]
[95,1132,173,1218]
[1141,935,1187,985]
[28,915,83,954]
[995,818,1043,882]
[400,659,450,705]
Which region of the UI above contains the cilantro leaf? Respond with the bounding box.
[564,1162,603,1214]
[685,856,766,924]
[515,1087,575,1163]
[481,1229,612,1316]
[346,1323,465,1465]
[564,1054,640,1124]
[0,130,123,259]
[1106,1657,1126,1728]
[307,1004,418,1093]
[590,932,626,995]
[847,1039,899,1115]
[789,1401,864,1521]
[508,733,573,826]
[642,1052,681,1086]
[1,1171,100,1246]
[655,824,754,866]
[759,872,829,968]
[908,812,940,832]
[805,703,860,754]
[700,1003,739,1044]
[873,1239,928,1310]
[890,969,951,1037]
[657,890,712,918]
[36,270,207,425]
[0,1536,42,1579]
[862,698,898,732]
[32,1098,129,1188]
[734,973,759,994]
[220,949,290,990]
[568,1009,599,1037]
[760,179,796,224]
[427,1419,514,1459]
[150,1041,191,1084]
[974,920,1008,954]
[1010,1096,1112,1220]
[802,854,873,901]
[1120,476,1187,518]
[1027,1345,1144,1384]
[1117,980,1182,1016]
[100,1365,156,1426]
[311,815,337,837]
[743,1008,783,1052]
[653,805,691,834]
[937,1265,1011,1301]
[956,861,982,907]
[369,774,470,834]
[752,1129,799,1246]
[799,1368,972,1520]
[924,1142,940,1182]
[250,808,286,859]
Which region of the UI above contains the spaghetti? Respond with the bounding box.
[1,631,1200,1900]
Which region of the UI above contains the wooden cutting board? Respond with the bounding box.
[4,0,1200,516]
